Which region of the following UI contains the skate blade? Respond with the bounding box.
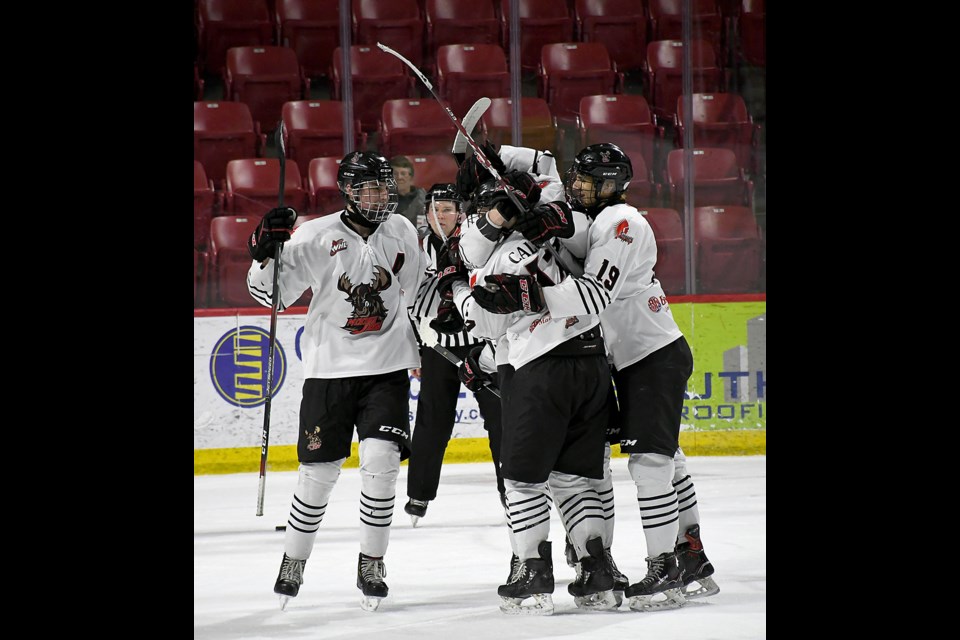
[573,589,619,611]
[499,593,554,615]
[278,595,292,611]
[627,588,687,612]
[614,590,624,607]
[682,576,719,599]
[410,515,421,528]
[360,595,383,612]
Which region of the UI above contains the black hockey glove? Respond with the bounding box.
[435,237,468,292]
[486,170,541,221]
[430,290,475,335]
[472,274,544,314]
[455,139,506,198]
[458,344,492,392]
[248,206,297,261]
[511,201,575,245]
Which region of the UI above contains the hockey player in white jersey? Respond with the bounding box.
[448,175,620,615]
[473,142,719,612]
[455,144,632,607]
[246,150,426,612]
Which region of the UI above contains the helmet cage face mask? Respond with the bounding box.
[465,179,500,224]
[338,152,400,224]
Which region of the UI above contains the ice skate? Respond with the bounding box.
[568,537,617,611]
[506,552,521,584]
[605,547,629,607]
[676,524,719,599]
[273,553,306,611]
[404,499,428,527]
[357,553,389,611]
[624,552,687,612]
[498,541,555,615]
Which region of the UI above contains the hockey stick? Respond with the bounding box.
[256,121,287,517]
[431,342,502,399]
[452,97,491,155]
[375,43,574,276]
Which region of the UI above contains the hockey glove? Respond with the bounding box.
[486,170,541,221]
[455,140,506,198]
[430,290,475,335]
[435,237,468,292]
[511,201,575,245]
[472,274,545,314]
[248,206,297,261]
[458,344,492,392]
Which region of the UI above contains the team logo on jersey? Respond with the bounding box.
[305,426,322,451]
[338,266,392,334]
[615,220,633,244]
[564,317,580,329]
[528,312,552,333]
[648,295,669,312]
[330,238,348,256]
[208,326,286,408]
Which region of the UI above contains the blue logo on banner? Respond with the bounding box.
[209,325,286,407]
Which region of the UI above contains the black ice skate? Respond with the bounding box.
[568,537,617,611]
[676,524,719,599]
[404,499,428,527]
[498,540,555,615]
[506,552,521,584]
[274,553,306,611]
[624,551,687,612]
[605,547,630,607]
[357,553,389,611]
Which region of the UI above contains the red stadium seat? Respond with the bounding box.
[194,101,266,188]
[352,0,425,68]
[197,0,273,76]
[274,0,341,80]
[480,97,563,159]
[674,92,760,175]
[499,0,575,73]
[195,160,222,251]
[209,215,261,307]
[735,0,765,67]
[223,158,309,215]
[223,46,308,134]
[407,154,460,190]
[307,156,344,216]
[638,207,686,296]
[538,42,621,126]
[435,44,511,120]
[648,0,725,62]
[377,99,458,158]
[664,147,753,210]
[281,100,367,181]
[578,94,664,181]
[620,154,659,210]
[331,45,413,133]
[573,0,647,73]
[694,204,763,293]
[644,39,725,122]
[425,0,500,71]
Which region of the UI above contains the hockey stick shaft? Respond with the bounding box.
[430,343,501,399]
[257,121,287,517]
[375,42,573,275]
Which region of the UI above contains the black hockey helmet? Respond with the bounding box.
[564,143,633,216]
[425,183,464,211]
[337,151,399,224]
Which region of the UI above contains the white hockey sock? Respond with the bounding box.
[593,442,616,549]
[504,479,553,561]
[628,453,679,558]
[284,459,344,559]
[673,447,701,544]
[358,438,400,557]
[549,470,607,561]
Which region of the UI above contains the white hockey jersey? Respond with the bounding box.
[541,202,683,370]
[452,232,601,371]
[246,211,426,379]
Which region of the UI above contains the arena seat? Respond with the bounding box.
[194,101,266,187]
